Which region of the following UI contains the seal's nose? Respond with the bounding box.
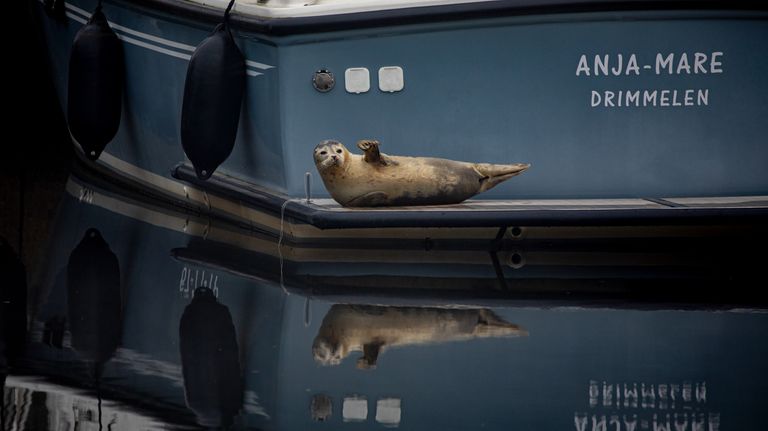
[331,155,338,161]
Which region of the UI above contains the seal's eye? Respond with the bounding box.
[320,151,327,155]
[336,149,342,154]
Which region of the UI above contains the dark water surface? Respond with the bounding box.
[2,171,768,430]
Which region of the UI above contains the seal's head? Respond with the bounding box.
[312,336,345,366]
[314,140,349,173]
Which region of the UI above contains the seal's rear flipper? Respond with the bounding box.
[476,310,529,337]
[476,163,530,192]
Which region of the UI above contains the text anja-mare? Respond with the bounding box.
[576,52,724,109]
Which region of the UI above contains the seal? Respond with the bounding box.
[312,305,528,369]
[313,139,530,207]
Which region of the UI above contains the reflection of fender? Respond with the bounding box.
[67,3,124,160]
[179,287,242,427]
[313,305,527,369]
[67,228,122,366]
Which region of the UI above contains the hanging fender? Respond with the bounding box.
[67,4,124,161]
[180,1,246,181]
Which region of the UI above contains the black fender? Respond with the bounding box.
[67,5,124,160]
[180,19,246,180]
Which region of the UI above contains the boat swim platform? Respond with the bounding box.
[68,154,768,242]
[170,165,768,230]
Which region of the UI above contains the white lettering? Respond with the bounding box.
[577,55,591,76]
[642,384,656,408]
[625,91,639,107]
[625,415,638,431]
[676,53,691,74]
[179,267,188,292]
[656,53,674,74]
[694,53,708,74]
[696,383,706,403]
[670,384,680,409]
[658,384,669,410]
[660,90,670,107]
[691,413,705,431]
[708,413,719,431]
[595,55,609,76]
[603,383,614,407]
[674,413,688,431]
[591,91,601,107]
[654,414,671,431]
[576,414,589,431]
[684,89,694,106]
[625,384,639,408]
[710,52,723,73]
[644,90,658,106]
[697,89,709,106]
[610,415,621,431]
[611,54,623,76]
[672,90,681,106]
[593,415,607,431]
[626,55,640,75]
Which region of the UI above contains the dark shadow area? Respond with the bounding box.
[1,1,72,271]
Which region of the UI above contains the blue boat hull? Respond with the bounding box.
[35,0,768,200]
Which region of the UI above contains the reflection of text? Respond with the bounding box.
[574,381,719,431]
[178,266,220,298]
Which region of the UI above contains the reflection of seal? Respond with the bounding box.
[312,305,527,369]
[313,140,530,207]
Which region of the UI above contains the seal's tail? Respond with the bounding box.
[475,162,530,192]
[474,310,529,338]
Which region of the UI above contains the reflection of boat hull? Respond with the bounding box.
[13,170,768,430]
[59,168,768,306]
[34,0,768,230]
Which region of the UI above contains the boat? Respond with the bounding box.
[32,0,768,238]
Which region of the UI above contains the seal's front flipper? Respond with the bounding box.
[357,139,382,164]
[347,191,390,207]
[357,341,384,369]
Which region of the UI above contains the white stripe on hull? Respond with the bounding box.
[54,1,274,76]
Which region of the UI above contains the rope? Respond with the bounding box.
[278,199,302,295]
[224,0,236,23]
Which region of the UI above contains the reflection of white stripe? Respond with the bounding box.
[60,1,274,73]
